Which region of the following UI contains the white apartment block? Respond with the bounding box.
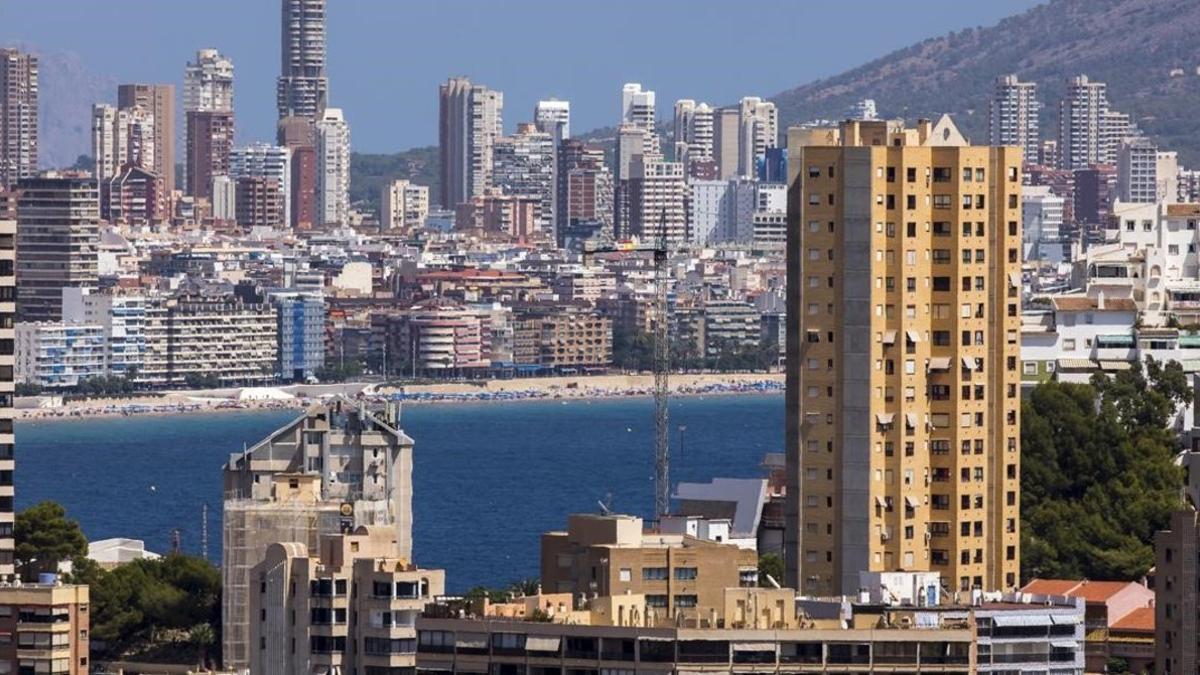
[673,99,714,165]
[183,48,234,113]
[738,96,777,178]
[230,143,292,227]
[15,322,106,388]
[1059,75,1109,170]
[989,75,1039,163]
[534,98,569,141]
[316,107,351,225]
[1022,185,1065,265]
[62,288,147,379]
[621,83,659,158]
[380,179,430,231]
[1117,137,1178,204]
[91,103,155,183]
[630,158,687,244]
[689,179,730,245]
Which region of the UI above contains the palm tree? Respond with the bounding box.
[188,623,216,669]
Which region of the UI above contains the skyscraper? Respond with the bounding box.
[784,117,1022,596]
[184,48,234,114]
[277,0,328,120]
[0,48,37,190]
[989,75,1039,164]
[1058,75,1109,170]
[534,98,570,143]
[91,104,155,183]
[673,99,715,175]
[738,96,777,178]
[277,116,317,229]
[493,122,556,233]
[16,176,100,323]
[315,107,350,225]
[713,107,741,180]
[117,84,175,197]
[438,77,503,209]
[185,110,234,202]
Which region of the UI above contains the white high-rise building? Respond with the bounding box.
[1022,185,1065,264]
[989,75,1039,163]
[91,103,155,183]
[534,99,570,142]
[315,107,350,225]
[673,99,714,166]
[688,179,730,245]
[630,158,686,244]
[277,0,327,120]
[184,48,234,114]
[230,143,292,227]
[847,98,878,121]
[738,96,777,178]
[1059,75,1109,170]
[439,77,503,209]
[1117,137,1178,205]
[621,83,659,158]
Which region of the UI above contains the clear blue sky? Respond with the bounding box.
[2,0,1044,153]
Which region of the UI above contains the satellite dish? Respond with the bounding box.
[597,492,614,515]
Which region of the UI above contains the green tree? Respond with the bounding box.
[757,552,785,587]
[1021,361,1185,582]
[15,501,87,579]
[188,623,216,668]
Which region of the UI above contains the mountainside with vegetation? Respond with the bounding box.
[770,0,1200,164]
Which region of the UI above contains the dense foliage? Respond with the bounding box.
[613,327,778,373]
[757,552,785,587]
[350,146,440,215]
[70,554,222,665]
[1021,359,1187,581]
[14,501,87,578]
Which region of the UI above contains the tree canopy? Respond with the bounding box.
[1021,358,1187,581]
[15,501,87,578]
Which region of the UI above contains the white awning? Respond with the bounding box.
[525,636,561,652]
[961,356,975,371]
[905,413,918,428]
[904,496,919,509]
[929,356,952,370]
[875,495,887,507]
[1050,614,1081,625]
[732,642,777,652]
[991,614,1052,627]
[882,330,897,345]
[1009,272,1022,288]
[906,330,921,343]
[1051,640,1079,650]
[876,412,895,425]
[455,634,489,649]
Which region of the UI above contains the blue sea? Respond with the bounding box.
[15,394,783,592]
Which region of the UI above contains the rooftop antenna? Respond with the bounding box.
[597,492,614,515]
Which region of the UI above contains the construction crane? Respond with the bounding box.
[583,212,671,521]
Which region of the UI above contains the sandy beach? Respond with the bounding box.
[15,372,784,421]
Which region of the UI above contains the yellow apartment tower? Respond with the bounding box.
[784,117,1022,596]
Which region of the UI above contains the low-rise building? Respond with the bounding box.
[1021,578,1154,673]
[0,581,90,675]
[540,514,759,627]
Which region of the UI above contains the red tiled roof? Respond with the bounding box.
[1067,580,1139,603]
[1111,606,1155,633]
[1021,579,1083,596]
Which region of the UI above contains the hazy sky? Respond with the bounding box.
[3,0,1044,153]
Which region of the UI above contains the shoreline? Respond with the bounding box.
[15,373,784,422]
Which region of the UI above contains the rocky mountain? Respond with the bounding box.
[770,0,1200,164]
[18,46,117,169]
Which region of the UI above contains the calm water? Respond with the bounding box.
[15,394,783,592]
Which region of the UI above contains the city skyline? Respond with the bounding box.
[2,0,1041,154]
